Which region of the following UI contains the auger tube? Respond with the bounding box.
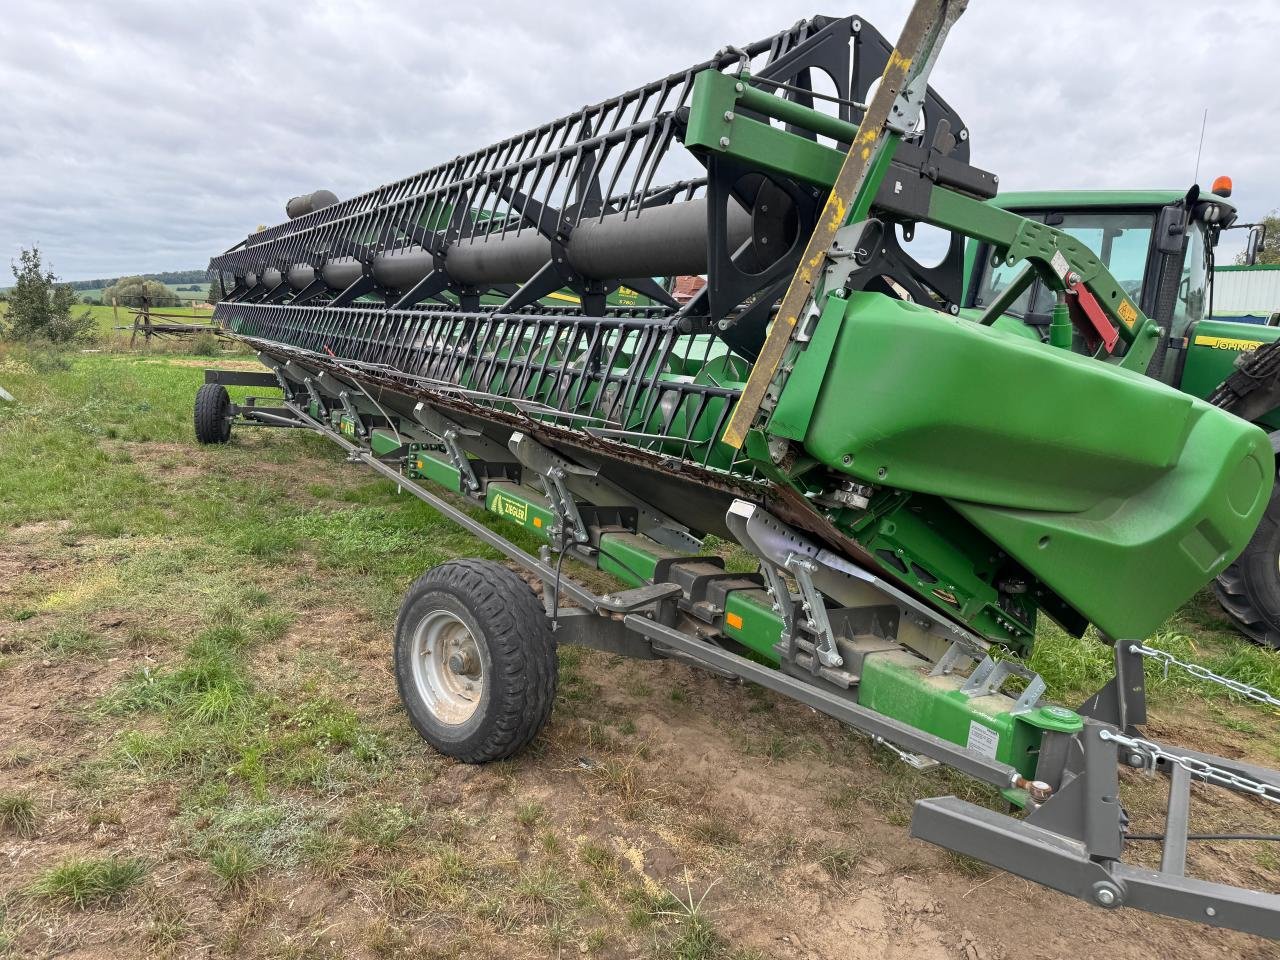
[274,196,755,295]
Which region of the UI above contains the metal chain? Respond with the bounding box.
[1098,728,1280,804]
[1128,643,1280,709]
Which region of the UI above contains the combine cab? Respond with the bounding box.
[195,1,1280,938]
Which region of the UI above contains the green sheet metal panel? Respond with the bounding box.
[953,408,1271,639]
[1180,319,1280,430]
[597,532,669,586]
[795,291,1271,640]
[406,448,462,491]
[684,70,846,189]
[370,429,402,458]
[989,189,1186,211]
[722,588,782,662]
[857,650,1080,780]
[801,292,1197,513]
[484,482,556,538]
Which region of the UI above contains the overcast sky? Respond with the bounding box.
[1,0,1275,282]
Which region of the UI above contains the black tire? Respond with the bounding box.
[394,559,557,763]
[1214,481,1280,649]
[194,383,232,445]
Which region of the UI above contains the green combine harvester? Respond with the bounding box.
[196,1,1280,938]
[962,186,1280,647]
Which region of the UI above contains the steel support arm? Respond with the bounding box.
[911,797,1280,939]
[924,187,1158,369]
[623,612,1019,790]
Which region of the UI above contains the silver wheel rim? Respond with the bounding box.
[410,609,485,725]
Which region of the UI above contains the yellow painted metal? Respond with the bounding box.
[722,0,962,448]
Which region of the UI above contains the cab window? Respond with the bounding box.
[1170,222,1208,339]
[973,211,1154,320]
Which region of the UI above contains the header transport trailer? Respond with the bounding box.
[196,1,1280,938]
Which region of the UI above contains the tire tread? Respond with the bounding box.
[1214,483,1280,649]
[395,559,557,763]
[194,383,231,445]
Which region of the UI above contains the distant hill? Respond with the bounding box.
[0,269,211,297]
[63,269,209,292]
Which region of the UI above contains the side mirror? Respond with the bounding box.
[1246,224,1267,266]
[1155,204,1189,255]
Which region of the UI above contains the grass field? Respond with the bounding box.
[73,285,215,305]
[76,303,217,339]
[0,303,216,342]
[1,340,1279,958]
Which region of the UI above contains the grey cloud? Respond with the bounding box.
[2,0,1275,280]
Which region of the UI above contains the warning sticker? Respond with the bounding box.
[1116,299,1138,328]
[966,721,1001,759]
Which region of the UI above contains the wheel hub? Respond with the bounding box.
[447,649,478,675]
[410,609,485,725]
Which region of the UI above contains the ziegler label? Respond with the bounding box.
[490,490,529,524]
[1194,335,1263,353]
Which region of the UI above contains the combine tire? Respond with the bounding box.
[1214,483,1280,649]
[394,559,557,762]
[193,383,232,444]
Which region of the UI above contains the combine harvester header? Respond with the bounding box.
[200,0,1280,939]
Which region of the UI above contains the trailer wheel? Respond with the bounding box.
[394,559,557,762]
[193,383,233,445]
[1215,482,1280,650]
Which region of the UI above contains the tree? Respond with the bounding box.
[2,247,94,343]
[101,276,182,308]
[206,271,223,305]
[1236,211,1280,265]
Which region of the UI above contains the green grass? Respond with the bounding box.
[28,855,147,907]
[142,896,190,948]
[344,801,415,849]
[1028,616,1280,707]
[515,801,545,827]
[0,793,36,836]
[815,844,863,881]
[0,910,18,953]
[514,863,578,917]
[3,340,1280,955]
[41,625,107,656]
[102,625,388,800]
[649,880,723,960]
[206,842,261,890]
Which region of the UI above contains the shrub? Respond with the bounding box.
[2,248,95,344]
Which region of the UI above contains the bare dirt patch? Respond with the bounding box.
[2,474,1277,957]
[579,657,1280,960]
[102,436,369,504]
[136,357,265,371]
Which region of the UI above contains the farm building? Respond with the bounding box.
[1213,263,1280,324]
